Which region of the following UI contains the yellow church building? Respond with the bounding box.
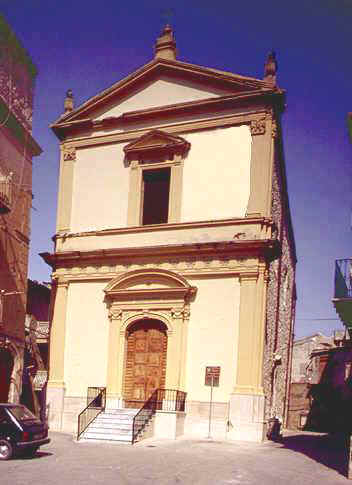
[42,26,296,443]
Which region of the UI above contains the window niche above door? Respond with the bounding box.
[124,130,190,227]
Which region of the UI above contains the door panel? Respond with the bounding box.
[124,319,167,407]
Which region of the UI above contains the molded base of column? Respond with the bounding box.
[227,393,266,442]
[47,384,65,431]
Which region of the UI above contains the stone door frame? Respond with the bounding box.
[104,268,197,408]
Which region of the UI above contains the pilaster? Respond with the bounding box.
[228,265,268,442]
[106,309,124,408]
[165,306,189,390]
[56,145,75,232]
[168,155,183,223]
[47,277,69,431]
[127,160,142,226]
[246,114,274,218]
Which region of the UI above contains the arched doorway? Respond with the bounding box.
[0,349,14,402]
[124,319,167,408]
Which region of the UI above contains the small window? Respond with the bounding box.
[141,168,170,225]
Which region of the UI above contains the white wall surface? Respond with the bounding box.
[94,77,225,120]
[70,144,128,232]
[181,126,251,222]
[185,276,240,402]
[69,125,251,233]
[64,281,109,395]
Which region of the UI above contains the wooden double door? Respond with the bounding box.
[124,319,167,407]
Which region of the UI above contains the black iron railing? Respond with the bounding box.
[77,387,106,440]
[87,387,105,407]
[132,389,158,444]
[335,259,352,298]
[157,389,187,412]
[131,388,187,444]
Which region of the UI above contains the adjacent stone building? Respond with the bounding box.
[0,15,41,403]
[42,27,296,441]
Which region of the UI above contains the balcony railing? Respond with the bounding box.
[334,259,352,299]
[0,172,13,213]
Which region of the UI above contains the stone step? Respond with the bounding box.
[78,408,144,444]
[90,421,133,430]
[104,409,138,415]
[95,416,134,424]
[82,432,132,442]
[88,425,132,435]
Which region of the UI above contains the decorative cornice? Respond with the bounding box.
[51,91,285,141]
[52,276,69,288]
[62,146,76,161]
[52,110,272,149]
[53,216,273,241]
[108,308,123,321]
[42,239,279,281]
[250,118,266,135]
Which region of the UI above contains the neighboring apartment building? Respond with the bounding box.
[0,15,41,403]
[42,26,296,442]
[22,279,50,419]
[288,331,351,431]
[291,333,336,383]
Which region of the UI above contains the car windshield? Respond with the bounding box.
[8,405,38,422]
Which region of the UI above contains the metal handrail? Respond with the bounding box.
[77,387,106,440]
[131,388,187,444]
[132,389,158,444]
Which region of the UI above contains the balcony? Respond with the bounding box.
[333,258,352,334]
[0,172,13,213]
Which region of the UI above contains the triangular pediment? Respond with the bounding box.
[124,130,189,154]
[124,130,190,159]
[54,58,274,127]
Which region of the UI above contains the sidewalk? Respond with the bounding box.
[1,430,350,484]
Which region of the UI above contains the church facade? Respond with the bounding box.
[42,26,296,441]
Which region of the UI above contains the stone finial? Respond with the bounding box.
[264,51,277,86]
[64,89,74,113]
[154,24,177,60]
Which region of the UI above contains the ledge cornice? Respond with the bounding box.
[40,238,279,270]
[53,216,273,241]
[51,90,285,141]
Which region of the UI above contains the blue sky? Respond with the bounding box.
[1,0,351,338]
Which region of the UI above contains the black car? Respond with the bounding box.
[0,403,50,460]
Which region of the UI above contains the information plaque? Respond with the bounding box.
[205,366,220,387]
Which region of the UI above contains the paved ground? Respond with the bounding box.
[1,431,351,484]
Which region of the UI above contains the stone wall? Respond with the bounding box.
[263,124,296,425]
